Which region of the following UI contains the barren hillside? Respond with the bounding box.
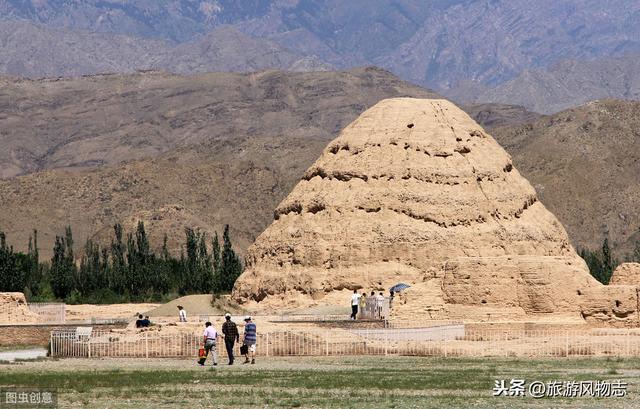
[2,69,636,262]
[0,68,439,257]
[0,21,329,79]
[0,67,434,179]
[451,54,640,114]
[491,99,640,256]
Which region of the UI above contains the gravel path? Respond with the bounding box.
[0,348,47,362]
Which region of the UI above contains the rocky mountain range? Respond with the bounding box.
[0,21,329,78]
[451,54,640,114]
[2,0,640,112]
[0,68,439,257]
[1,68,638,261]
[491,99,640,257]
[0,0,269,42]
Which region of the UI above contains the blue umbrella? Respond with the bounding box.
[389,283,411,293]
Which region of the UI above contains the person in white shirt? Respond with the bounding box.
[201,321,218,366]
[376,292,385,319]
[350,290,361,320]
[178,305,187,322]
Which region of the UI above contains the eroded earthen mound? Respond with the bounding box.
[610,263,640,286]
[0,292,40,324]
[232,98,636,325]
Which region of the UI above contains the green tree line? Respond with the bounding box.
[579,237,640,284]
[0,222,243,303]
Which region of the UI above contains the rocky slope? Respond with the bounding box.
[461,103,542,128]
[3,0,640,95]
[0,0,268,42]
[232,97,634,325]
[1,67,431,179]
[491,99,640,257]
[0,21,329,78]
[451,54,640,113]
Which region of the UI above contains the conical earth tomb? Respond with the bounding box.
[233,98,637,326]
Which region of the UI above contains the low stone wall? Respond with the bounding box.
[0,323,127,347]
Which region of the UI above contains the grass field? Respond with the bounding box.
[0,356,637,408]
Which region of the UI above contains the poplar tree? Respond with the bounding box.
[111,223,126,293]
[601,238,614,284]
[0,232,20,291]
[220,225,243,292]
[50,231,75,299]
[212,232,222,293]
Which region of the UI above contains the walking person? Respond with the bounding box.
[222,313,239,365]
[201,321,218,366]
[376,292,385,319]
[359,291,367,319]
[350,289,361,320]
[242,316,257,364]
[177,305,187,322]
[369,291,376,318]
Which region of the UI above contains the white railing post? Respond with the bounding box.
[626,329,631,357]
[51,323,639,360]
[384,329,388,356]
[504,332,508,358]
[443,336,447,358]
[325,336,329,356]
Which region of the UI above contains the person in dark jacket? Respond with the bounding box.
[243,316,257,364]
[221,313,239,365]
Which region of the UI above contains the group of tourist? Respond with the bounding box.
[199,314,257,366]
[350,289,394,320]
[135,314,151,328]
[172,305,255,365]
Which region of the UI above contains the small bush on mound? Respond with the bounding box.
[210,294,244,313]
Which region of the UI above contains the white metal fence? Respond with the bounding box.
[270,314,352,322]
[359,297,390,320]
[0,301,65,324]
[28,303,66,323]
[49,327,640,359]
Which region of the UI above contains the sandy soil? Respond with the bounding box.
[144,294,249,318]
[65,303,161,321]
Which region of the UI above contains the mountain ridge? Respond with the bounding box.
[0,20,331,79]
[450,54,640,113]
[2,0,640,96]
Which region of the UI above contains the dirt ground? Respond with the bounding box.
[145,294,235,318]
[65,303,161,321]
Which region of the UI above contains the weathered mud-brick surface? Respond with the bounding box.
[232,98,636,325]
[610,263,640,286]
[578,285,639,327]
[0,292,40,324]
